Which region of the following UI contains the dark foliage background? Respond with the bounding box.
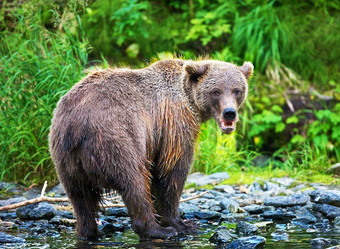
[0,0,339,185]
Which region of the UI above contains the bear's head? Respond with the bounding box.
[184,60,253,134]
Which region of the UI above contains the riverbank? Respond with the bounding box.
[1,173,340,248]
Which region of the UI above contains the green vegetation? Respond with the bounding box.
[0,0,339,185]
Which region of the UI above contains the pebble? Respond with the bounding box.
[263,181,280,192]
[214,185,236,195]
[310,238,338,248]
[194,211,221,219]
[309,190,340,207]
[0,232,25,243]
[262,210,296,221]
[236,221,258,235]
[227,235,266,249]
[220,198,240,213]
[209,226,236,244]
[104,207,128,217]
[326,163,340,175]
[333,216,340,226]
[48,183,66,197]
[243,204,274,214]
[0,197,27,207]
[292,207,317,226]
[186,172,230,186]
[271,229,289,241]
[16,202,57,220]
[264,193,310,207]
[271,177,294,187]
[313,203,340,219]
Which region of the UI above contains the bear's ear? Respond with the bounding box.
[239,62,254,80]
[185,63,210,84]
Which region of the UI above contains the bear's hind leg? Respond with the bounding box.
[116,167,178,240]
[63,176,102,240]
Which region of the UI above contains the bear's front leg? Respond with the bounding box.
[152,156,198,234]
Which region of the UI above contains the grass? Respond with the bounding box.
[0,4,89,184]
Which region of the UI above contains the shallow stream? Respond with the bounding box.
[2,222,340,249]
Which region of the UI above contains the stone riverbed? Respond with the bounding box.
[1,172,340,248]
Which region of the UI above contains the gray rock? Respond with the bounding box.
[221,213,245,223]
[326,163,340,175]
[23,187,41,199]
[227,236,266,249]
[16,202,57,220]
[209,226,236,244]
[236,221,258,235]
[99,223,125,234]
[210,205,222,212]
[0,197,27,207]
[313,203,340,219]
[309,190,340,207]
[243,205,274,214]
[310,238,338,248]
[186,172,230,186]
[220,198,239,213]
[271,230,289,241]
[333,216,340,226]
[58,210,75,219]
[180,203,201,213]
[271,177,294,187]
[194,211,221,219]
[0,212,17,220]
[214,185,236,195]
[264,193,310,207]
[0,182,23,194]
[327,246,340,249]
[249,182,262,192]
[0,232,25,243]
[104,207,128,217]
[292,184,307,191]
[292,207,317,226]
[263,181,280,191]
[262,210,296,220]
[49,183,66,197]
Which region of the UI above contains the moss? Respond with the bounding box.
[218,167,339,186]
[221,222,237,229]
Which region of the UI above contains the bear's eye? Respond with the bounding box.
[234,88,241,96]
[211,89,222,97]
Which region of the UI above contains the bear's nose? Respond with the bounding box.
[223,108,237,121]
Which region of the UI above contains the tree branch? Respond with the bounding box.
[0,183,210,211]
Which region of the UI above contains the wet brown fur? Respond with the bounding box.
[49,59,253,240]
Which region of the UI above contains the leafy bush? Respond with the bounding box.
[1,0,339,184]
[307,105,340,161]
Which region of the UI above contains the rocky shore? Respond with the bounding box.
[1,173,340,248]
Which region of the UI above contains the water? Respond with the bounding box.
[2,222,340,249]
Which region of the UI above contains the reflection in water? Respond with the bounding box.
[76,237,186,249]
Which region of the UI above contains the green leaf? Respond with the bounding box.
[313,135,328,147]
[275,122,285,132]
[291,134,305,144]
[272,105,283,113]
[286,116,299,124]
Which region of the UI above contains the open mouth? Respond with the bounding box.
[220,120,236,134]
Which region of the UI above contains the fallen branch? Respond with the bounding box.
[0,196,69,211]
[0,183,209,211]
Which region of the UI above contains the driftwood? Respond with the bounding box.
[0,182,209,212]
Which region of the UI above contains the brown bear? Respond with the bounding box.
[49,59,253,240]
